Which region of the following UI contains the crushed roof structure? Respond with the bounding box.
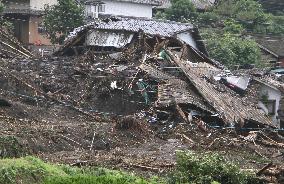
[59,17,208,56]
[0,27,33,59]
[254,76,284,93]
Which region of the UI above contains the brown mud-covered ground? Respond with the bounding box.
[0,55,283,182]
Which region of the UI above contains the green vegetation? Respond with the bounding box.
[0,1,3,14]
[0,156,162,184]
[43,0,84,44]
[0,151,263,184]
[154,0,284,68]
[164,0,197,23]
[169,151,261,184]
[0,0,5,25]
[205,33,261,67]
[0,136,29,158]
[0,156,66,184]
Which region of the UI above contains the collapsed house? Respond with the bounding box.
[54,17,275,129]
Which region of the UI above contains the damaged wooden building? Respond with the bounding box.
[55,17,276,129]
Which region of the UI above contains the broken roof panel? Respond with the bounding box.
[167,50,274,127]
[157,79,216,113]
[251,35,284,58]
[254,77,284,93]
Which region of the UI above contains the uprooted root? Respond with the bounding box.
[115,116,150,135]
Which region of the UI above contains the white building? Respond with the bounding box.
[83,0,160,19]
[254,78,284,128]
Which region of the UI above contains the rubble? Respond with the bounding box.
[0,18,283,183]
[0,27,33,59]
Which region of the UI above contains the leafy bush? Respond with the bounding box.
[265,15,284,35]
[205,34,261,68]
[169,151,262,184]
[197,12,221,27]
[223,19,244,34]
[164,0,197,22]
[0,136,29,158]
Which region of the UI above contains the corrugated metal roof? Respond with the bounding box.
[69,18,193,38]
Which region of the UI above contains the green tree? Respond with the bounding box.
[43,0,84,44]
[223,19,244,34]
[214,0,268,30]
[0,1,3,13]
[206,34,261,68]
[164,0,197,22]
[0,1,4,20]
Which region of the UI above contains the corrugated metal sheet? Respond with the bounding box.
[86,30,134,48]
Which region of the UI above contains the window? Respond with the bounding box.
[265,100,276,115]
[85,5,94,17]
[38,22,47,34]
[98,4,105,13]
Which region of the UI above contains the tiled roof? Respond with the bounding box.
[252,35,284,57]
[3,8,44,15]
[70,18,193,38]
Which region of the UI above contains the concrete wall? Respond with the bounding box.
[86,0,153,18]
[29,16,52,45]
[4,0,30,9]
[4,0,57,10]
[12,16,30,44]
[30,0,58,10]
[258,85,282,127]
[176,32,197,50]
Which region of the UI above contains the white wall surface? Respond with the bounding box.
[86,0,153,18]
[258,85,282,127]
[176,32,197,50]
[4,0,29,9]
[30,0,58,10]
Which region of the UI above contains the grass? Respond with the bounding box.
[0,151,264,184]
[0,156,162,184]
[0,156,67,184]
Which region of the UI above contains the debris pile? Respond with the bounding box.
[0,17,283,183]
[0,26,33,59]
